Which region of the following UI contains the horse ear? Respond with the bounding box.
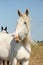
[4,27,7,31]
[1,26,3,30]
[18,10,22,17]
[25,9,29,16]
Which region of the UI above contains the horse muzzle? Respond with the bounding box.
[14,34,21,43]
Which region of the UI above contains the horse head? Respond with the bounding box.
[14,9,30,42]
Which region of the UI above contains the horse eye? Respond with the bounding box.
[24,22,27,25]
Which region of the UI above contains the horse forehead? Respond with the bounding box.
[18,17,24,22]
[18,16,29,23]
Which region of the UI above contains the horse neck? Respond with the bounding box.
[21,35,31,52]
[21,32,31,45]
[21,35,29,45]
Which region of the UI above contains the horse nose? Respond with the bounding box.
[14,34,19,39]
[14,34,19,42]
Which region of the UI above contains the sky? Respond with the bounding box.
[0,0,43,41]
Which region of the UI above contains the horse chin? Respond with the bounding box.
[16,40,19,43]
[15,39,21,43]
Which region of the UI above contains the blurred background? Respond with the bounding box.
[0,0,43,41]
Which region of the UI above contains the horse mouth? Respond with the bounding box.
[14,37,20,43]
[14,34,21,43]
[16,40,19,43]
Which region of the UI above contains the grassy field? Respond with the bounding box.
[29,43,43,65]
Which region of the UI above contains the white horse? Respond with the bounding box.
[0,9,31,65]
